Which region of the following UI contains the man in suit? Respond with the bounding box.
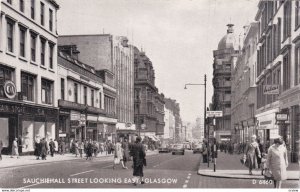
[130,136,146,186]
[40,138,48,160]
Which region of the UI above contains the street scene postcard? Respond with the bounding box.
[0,0,299,191]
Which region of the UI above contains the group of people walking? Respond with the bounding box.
[244,134,289,188]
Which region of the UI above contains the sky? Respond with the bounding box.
[56,0,259,123]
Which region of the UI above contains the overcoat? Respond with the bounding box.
[130,142,146,177]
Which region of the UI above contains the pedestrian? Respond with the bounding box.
[257,138,264,168]
[130,136,146,186]
[86,139,93,160]
[70,139,74,154]
[265,135,288,188]
[93,141,99,157]
[113,139,126,169]
[40,138,48,160]
[49,139,55,157]
[244,135,261,175]
[11,138,19,158]
[0,140,3,160]
[202,142,208,163]
[34,139,41,160]
[78,141,84,158]
[99,142,104,155]
[74,140,79,157]
[54,139,58,153]
[17,136,23,156]
[60,139,65,155]
[122,138,130,166]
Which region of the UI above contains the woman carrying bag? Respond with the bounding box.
[244,135,261,175]
[113,139,127,169]
[265,135,288,188]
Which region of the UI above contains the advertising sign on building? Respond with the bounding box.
[275,113,288,121]
[263,85,280,95]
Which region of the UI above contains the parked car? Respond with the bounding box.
[171,144,185,155]
[182,142,192,150]
[193,144,203,154]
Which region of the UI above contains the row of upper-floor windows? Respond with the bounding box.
[257,18,281,77]
[104,95,116,115]
[5,0,54,32]
[259,1,295,41]
[60,78,102,108]
[3,17,55,70]
[0,64,54,105]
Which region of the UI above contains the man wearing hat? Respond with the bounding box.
[130,136,146,186]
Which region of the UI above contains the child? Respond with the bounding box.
[261,153,267,175]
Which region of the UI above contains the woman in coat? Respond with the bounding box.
[34,139,41,160]
[40,138,48,160]
[122,138,130,166]
[113,139,126,169]
[11,138,19,158]
[130,136,146,186]
[86,139,93,160]
[266,136,288,188]
[74,141,79,157]
[245,135,261,175]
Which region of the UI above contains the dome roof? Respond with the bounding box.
[217,24,238,50]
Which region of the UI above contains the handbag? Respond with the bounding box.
[264,169,274,180]
[240,154,246,165]
[114,157,120,164]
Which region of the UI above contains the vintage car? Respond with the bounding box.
[193,144,203,154]
[171,144,185,155]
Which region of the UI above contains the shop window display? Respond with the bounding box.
[35,122,45,142]
[22,121,34,152]
[0,118,9,147]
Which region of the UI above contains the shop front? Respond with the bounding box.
[116,123,136,143]
[0,100,58,154]
[98,115,117,143]
[279,90,300,163]
[256,109,279,149]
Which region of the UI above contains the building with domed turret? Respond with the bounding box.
[211,24,240,142]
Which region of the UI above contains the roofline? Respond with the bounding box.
[48,0,60,9]
[59,34,112,37]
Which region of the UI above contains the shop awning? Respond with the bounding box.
[148,135,159,142]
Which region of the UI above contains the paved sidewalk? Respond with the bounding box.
[198,152,300,180]
[0,150,158,169]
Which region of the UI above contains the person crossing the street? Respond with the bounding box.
[130,136,146,186]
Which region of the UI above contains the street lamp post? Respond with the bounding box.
[184,74,207,164]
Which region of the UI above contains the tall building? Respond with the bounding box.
[231,23,259,144]
[212,24,239,142]
[133,48,163,141]
[155,93,165,140]
[0,0,59,154]
[255,0,299,162]
[192,118,203,141]
[164,98,182,142]
[58,35,135,142]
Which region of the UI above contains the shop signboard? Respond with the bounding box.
[275,113,288,121]
[4,80,17,99]
[263,85,280,95]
